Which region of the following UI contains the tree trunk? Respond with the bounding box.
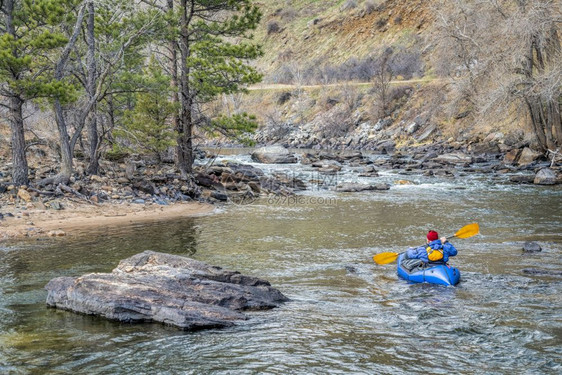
[48,1,87,183]
[54,100,73,181]
[86,114,99,175]
[85,1,99,175]
[168,0,181,169]
[526,98,548,152]
[4,0,29,185]
[9,95,29,186]
[4,0,28,185]
[177,0,195,178]
[549,97,562,147]
[107,94,116,134]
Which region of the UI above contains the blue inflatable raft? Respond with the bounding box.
[397,253,460,286]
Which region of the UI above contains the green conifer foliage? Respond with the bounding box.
[1,0,81,184]
[114,59,179,160]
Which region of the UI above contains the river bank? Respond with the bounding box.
[0,199,213,240]
[1,144,561,240]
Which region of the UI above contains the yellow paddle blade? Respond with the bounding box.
[454,223,480,239]
[373,252,400,265]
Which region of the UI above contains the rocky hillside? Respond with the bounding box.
[206,0,553,160]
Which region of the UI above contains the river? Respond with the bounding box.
[1,151,561,374]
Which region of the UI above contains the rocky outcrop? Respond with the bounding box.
[45,251,288,330]
[251,146,297,164]
[197,161,300,203]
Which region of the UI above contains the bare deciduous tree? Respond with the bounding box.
[434,0,562,151]
[372,47,394,118]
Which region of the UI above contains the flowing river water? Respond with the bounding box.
[1,151,561,374]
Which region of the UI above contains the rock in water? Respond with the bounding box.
[45,251,288,330]
[433,152,473,165]
[522,268,562,276]
[534,168,557,185]
[251,146,297,164]
[335,183,390,192]
[517,147,542,166]
[522,241,542,253]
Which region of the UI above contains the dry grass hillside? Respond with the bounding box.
[222,0,539,151]
[255,0,433,78]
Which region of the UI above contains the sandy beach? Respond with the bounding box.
[0,200,215,240]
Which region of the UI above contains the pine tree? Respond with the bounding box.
[161,0,263,178]
[114,59,179,160]
[0,0,82,185]
[45,0,157,184]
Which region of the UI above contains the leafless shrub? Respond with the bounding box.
[388,47,424,79]
[279,7,297,21]
[432,0,562,151]
[341,0,358,11]
[339,83,361,112]
[267,47,423,84]
[388,86,413,102]
[264,108,293,141]
[376,17,387,29]
[320,107,354,139]
[371,47,393,118]
[268,64,294,84]
[267,21,281,35]
[365,1,376,14]
[394,16,402,25]
[277,91,292,105]
[374,2,386,12]
[277,49,293,62]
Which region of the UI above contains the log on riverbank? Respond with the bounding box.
[45,251,288,330]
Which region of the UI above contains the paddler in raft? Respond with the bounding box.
[401,230,458,271]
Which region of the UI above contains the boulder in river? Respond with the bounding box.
[522,268,562,277]
[335,182,390,192]
[45,251,288,331]
[533,168,557,185]
[522,241,542,253]
[251,146,297,164]
[509,174,535,184]
[503,148,522,165]
[517,147,542,166]
[433,152,473,165]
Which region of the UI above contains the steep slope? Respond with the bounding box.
[221,0,541,154]
[254,0,433,81]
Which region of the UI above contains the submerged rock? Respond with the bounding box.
[509,175,535,184]
[45,251,288,330]
[522,241,542,253]
[335,183,390,192]
[523,268,562,277]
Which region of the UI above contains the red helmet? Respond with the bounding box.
[427,230,439,241]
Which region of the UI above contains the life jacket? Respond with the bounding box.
[426,246,444,262]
